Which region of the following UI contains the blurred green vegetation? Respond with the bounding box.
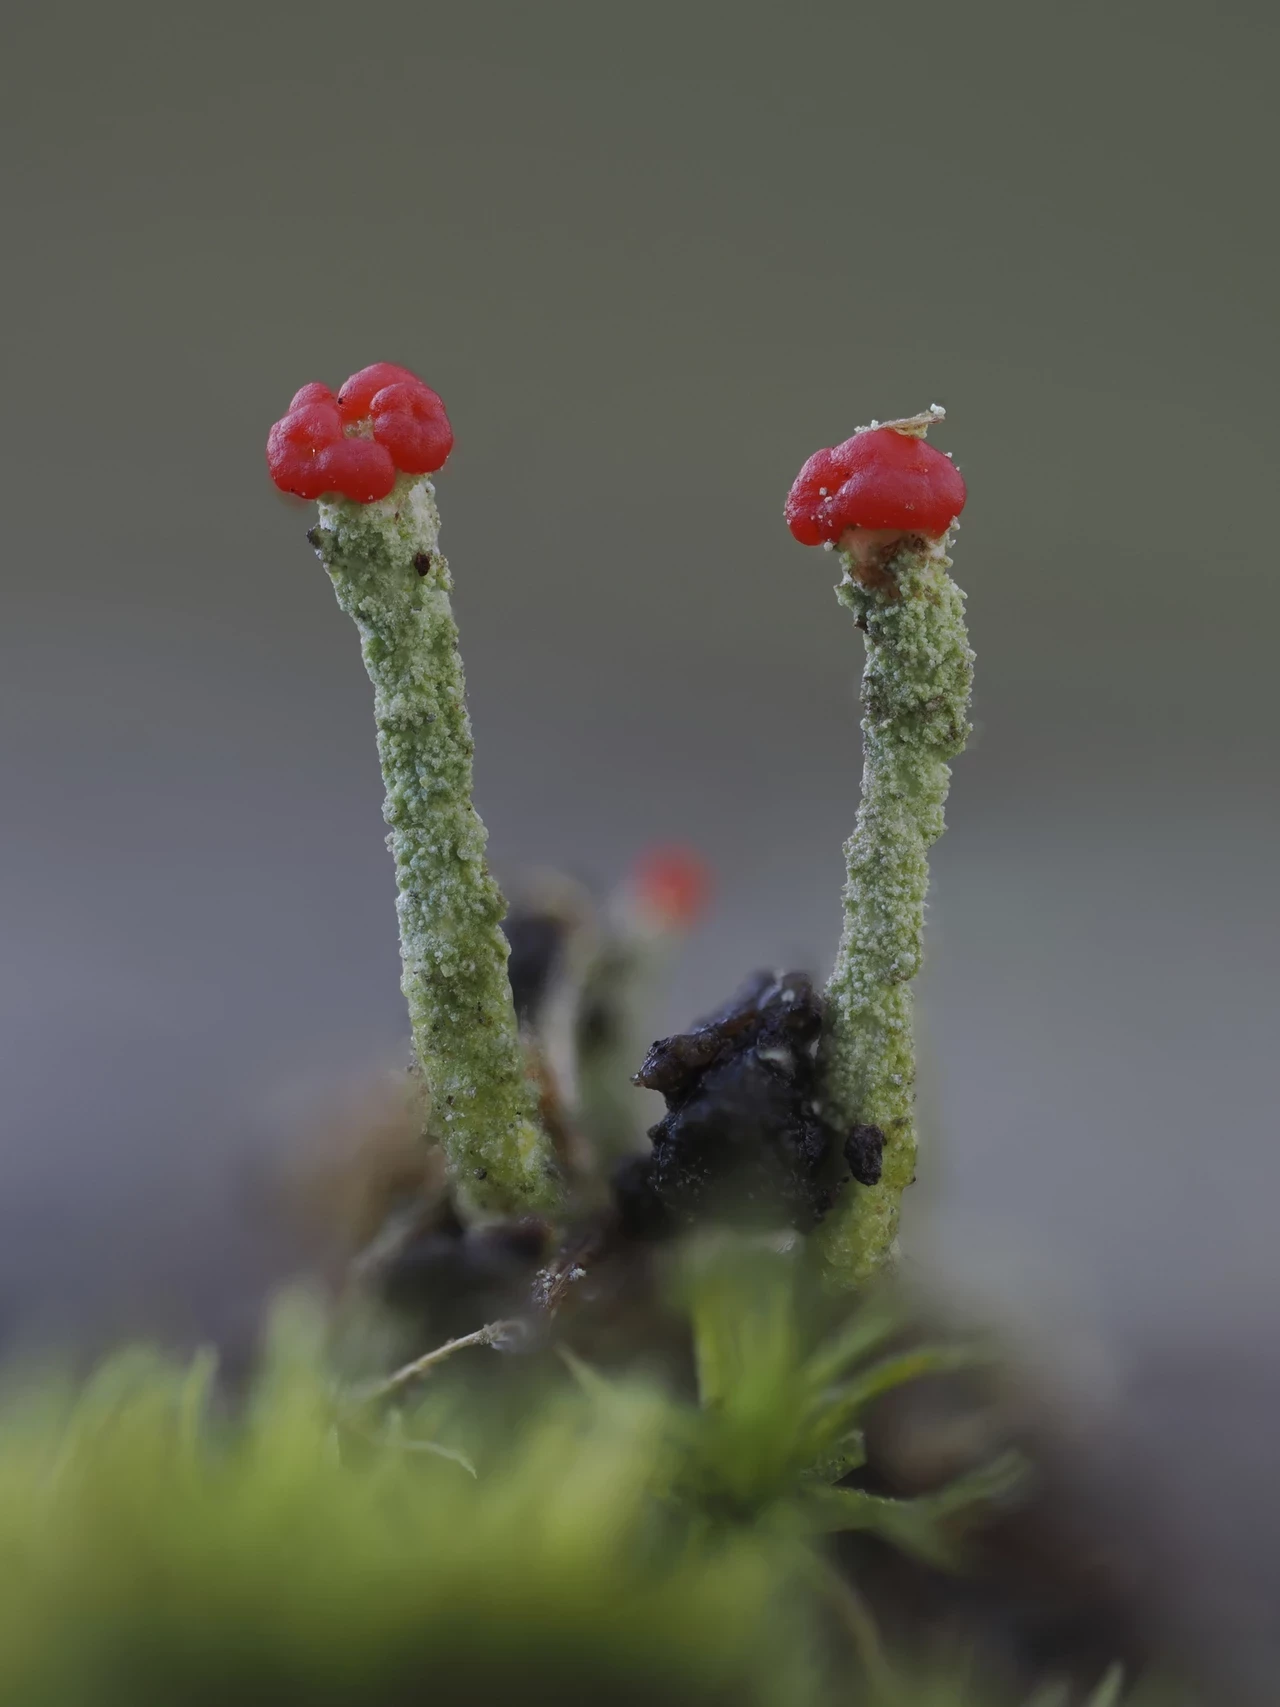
[0,1241,1189,1706]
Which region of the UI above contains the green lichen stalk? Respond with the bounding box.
[576,931,674,1164]
[815,540,973,1286]
[310,474,557,1214]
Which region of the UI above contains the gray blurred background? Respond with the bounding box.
[2,0,1278,1678]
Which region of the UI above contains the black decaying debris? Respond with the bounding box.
[613,970,883,1237]
[359,1200,552,1341]
[844,1124,885,1186]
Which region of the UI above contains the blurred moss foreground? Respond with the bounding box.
[0,1306,784,1706]
[0,1245,1186,1707]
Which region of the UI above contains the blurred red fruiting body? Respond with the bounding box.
[785,426,966,547]
[266,363,453,503]
[633,846,713,930]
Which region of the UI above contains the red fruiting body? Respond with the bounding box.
[337,363,429,424]
[266,402,345,501]
[289,382,337,411]
[785,426,966,547]
[266,362,453,503]
[633,845,713,930]
[279,400,344,449]
[369,381,453,474]
[313,437,397,505]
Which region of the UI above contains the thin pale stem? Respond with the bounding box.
[351,1318,519,1404]
[794,1547,895,1695]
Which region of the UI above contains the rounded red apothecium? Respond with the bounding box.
[785,411,966,548]
[368,382,454,476]
[632,845,713,931]
[266,363,454,503]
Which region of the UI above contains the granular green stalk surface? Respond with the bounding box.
[311,475,556,1213]
[816,541,973,1285]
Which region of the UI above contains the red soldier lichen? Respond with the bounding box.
[268,366,552,1214]
[786,406,973,1288]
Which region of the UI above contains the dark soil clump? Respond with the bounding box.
[614,970,883,1237]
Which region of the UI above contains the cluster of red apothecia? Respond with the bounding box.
[267,365,964,543]
[784,425,966,546]
[266,363,453,504]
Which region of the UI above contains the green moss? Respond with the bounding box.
[310,475,557,1214]
[0,1246,1190,1705]
[0,1306,805,1705]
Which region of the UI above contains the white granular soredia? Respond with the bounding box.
[311,475,557,1214]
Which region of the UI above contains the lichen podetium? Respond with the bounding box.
[813,537,973,1285]
[784,408,973,1287]
[309,472,558,1214]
